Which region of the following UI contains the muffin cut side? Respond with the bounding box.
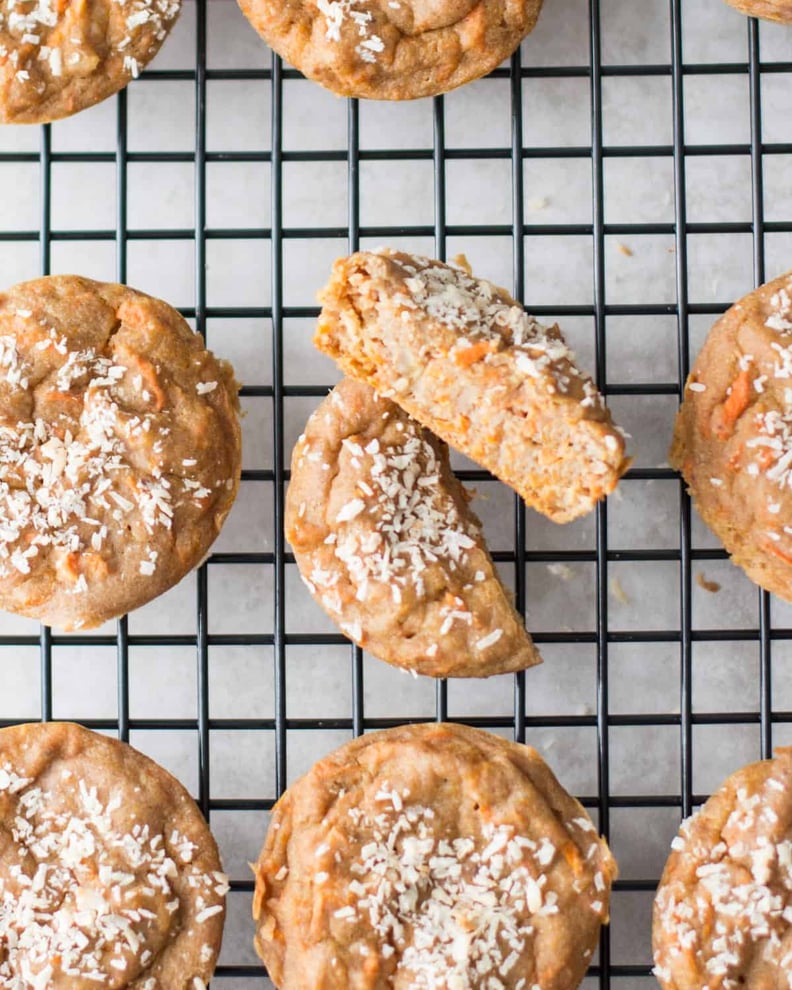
[286,377,540,677]
[315,250,630,523]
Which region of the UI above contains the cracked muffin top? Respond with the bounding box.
[654,748,792,990]
[670,270,792,601]
[253,722,616,990]
[0,275,240,630]
[285,376,540,677]
[0,0,181,124]
[0,721,228,989]
[235,0,544,100]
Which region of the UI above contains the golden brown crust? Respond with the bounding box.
[670,270,792,602]
[253,722,617,990]
[0,721,228,989]
[314,250,630,524]
[0,275,241,630]
[235,0,543,100]
[722,0,792,22]
[0,0,181,125]
[653,748,792,990]
[286,377,541,677]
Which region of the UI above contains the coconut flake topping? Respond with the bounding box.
[327,418,478,604]
[0,0,180,90]
[391,253,594,405]
[325,787,601,988]
[654,773,792,990]
[0,760,226,989]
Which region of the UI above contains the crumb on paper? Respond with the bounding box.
[451,253,472,275]
[696,572,721,594]
[527,196,549,212]
[547,563,575,581]
[609,576,630,605]
[615,241,633,257]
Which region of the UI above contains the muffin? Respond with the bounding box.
[0,275,241,629]
[0,721,228,988]
[670,270,792,601]
[286,377,541,677]
[253,721,617,989]
[722,0,792,23]
[0,0,182,124]
[236,0,544,100]
[654,747,792,990]
[315,249,630,523]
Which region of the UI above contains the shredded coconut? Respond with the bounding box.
[329,419,478,604]
[0,759,226,988]
[326,788,596,988]
[0,0,179,93]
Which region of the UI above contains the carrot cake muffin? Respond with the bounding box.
[253,721,617,990]
[315,250,629,523]
[286,377,540,677]
[0,275,241,630]
[670,270,792,601]
[0,0,182,124]
[236,0,543,101]
[653,748,792,990]
[722,0,792,22]
[0,721,228,989]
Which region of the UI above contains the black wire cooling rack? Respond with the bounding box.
[1,0,792,985]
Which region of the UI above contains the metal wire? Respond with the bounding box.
[0,0,789,984]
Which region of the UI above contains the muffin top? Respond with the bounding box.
[0,0,181,124]
[654,747,792,990]
[0,275,240,629]
[286,377,540,677]
[670,270,792,600]
[236,0,544,100]
[254,722,616,990]
[0,721,228,989]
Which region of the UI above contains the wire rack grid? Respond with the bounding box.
[1,0,792,986]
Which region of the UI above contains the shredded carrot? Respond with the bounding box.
[453,340,492,367]
[765,542,792,566]
[363,956,380,977]
[114,341,166,412]
[711,369,752,440]
[561,841,583,875]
